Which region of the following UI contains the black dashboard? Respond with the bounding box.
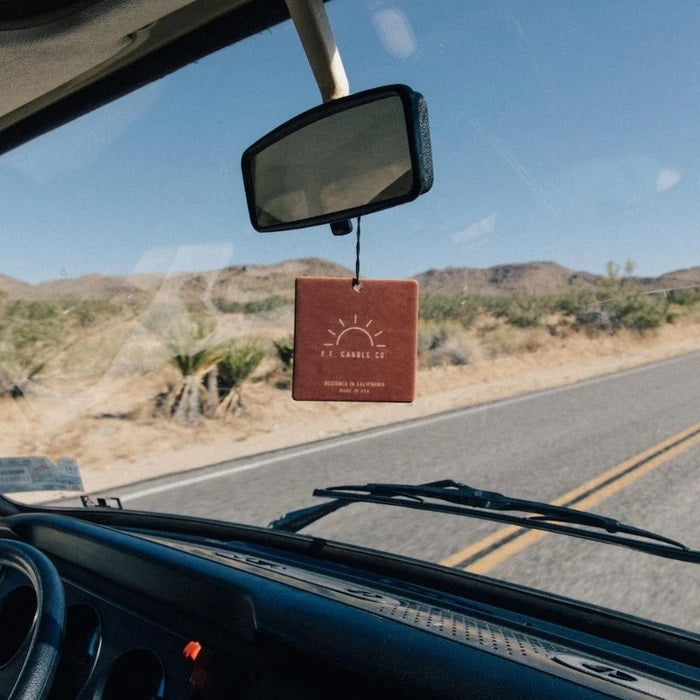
[1,512,698,699]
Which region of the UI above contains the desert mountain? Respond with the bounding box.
[0,258,352,304]
[1,259,698,302]
[414,262,700,296]
[414,262,599,296]
[0,273,32,297]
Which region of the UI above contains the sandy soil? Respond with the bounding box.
[3,319,699,502]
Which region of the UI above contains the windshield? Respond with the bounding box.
[1,0,699,634]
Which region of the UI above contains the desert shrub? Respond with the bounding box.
[554,289,596,317]
[577,289,668,332]
[0,300,63,345]
[609,293,668,330]
[160,314,223,423]
[418,320,474,367]
[212,299,238,313]
[418,320,449,353]
[61,298,124,327]
[3,299,59,321]
[217,340,266,393]
[499,295,554,328]
[666,287,700,306]
[273,337,294,368]
[141,302,187,336]
[246,295,291,314]
[166,315,220,376]
[184,299,211,316]
[0,352,46,397]
[215,339,266,414]
[479,326,521,357]
[0,297,138,394]
[568,261,671,333]
[213,295,291,314]
[419,293,482,328]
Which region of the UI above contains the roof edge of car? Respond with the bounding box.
[0,0,301,155]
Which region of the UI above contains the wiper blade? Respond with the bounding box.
[269,480,700,564]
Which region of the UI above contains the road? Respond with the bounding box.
[113,351,700,631]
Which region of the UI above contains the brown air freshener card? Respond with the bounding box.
[293,277,418,402]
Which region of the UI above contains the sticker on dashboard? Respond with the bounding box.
[0,456,84,493]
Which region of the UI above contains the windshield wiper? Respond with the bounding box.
[269,480,700,564]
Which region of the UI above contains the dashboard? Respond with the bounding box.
[0,512,698,699]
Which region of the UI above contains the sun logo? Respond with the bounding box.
[324,315,386,348]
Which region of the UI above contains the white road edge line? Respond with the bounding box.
[121,351,699,502]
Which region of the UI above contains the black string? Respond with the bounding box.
[353,216,362,290]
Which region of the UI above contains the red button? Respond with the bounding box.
[183,640,202,662]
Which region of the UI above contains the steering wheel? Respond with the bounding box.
[0,540,65,700]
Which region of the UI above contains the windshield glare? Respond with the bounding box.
[1,0,699,634]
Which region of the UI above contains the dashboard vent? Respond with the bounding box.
[368,597,561,660]
[331,587,693,698]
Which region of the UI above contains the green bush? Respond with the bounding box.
[418,320,450,353]
[479,326,520,357]
[574,291,668,332]
[0,300,67,353]
[213,295,291,314]
[166,315,220,375]
[217,340,266,393]
[666,287,700,306]
[273,337,294,368]
[500,295,553,328]
[554,289,596,317]
[60,298,134,327]
[569,260,671,333]
[3,299,59,321]
[417,320,473,367]
[419,293,483,328]
[610,293,668,330]
[214,339,266,414]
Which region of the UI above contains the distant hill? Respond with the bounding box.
[0,258,353,304]
[1,259,698,302]
[652,268,700,291]
[0,273,32,297]
[414,262,700,296]
[413,262,599,296]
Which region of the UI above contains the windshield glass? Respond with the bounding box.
[1,0,698,633]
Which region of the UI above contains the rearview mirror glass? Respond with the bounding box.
[241,85,433,232]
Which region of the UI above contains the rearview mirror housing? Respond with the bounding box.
[241,84,433,232]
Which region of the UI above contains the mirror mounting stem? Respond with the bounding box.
[286,0,351,236]
[331,219,352,236]
[285,0,349,103]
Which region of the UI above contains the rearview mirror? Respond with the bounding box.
[241,85,433,232]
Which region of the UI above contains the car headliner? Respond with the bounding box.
[0,0,296,155]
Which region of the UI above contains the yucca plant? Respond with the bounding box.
[273,337,294,368]
[164,316,224,423]
[0,352,46,398]
[215,339,265,416]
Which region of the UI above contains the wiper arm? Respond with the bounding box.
[269,479,700,564]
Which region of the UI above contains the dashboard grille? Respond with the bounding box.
[206,550,616,675]
[370,598,561,659]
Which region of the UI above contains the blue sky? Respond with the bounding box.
[2,0,699,283]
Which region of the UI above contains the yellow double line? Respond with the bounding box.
[440,422,700,574]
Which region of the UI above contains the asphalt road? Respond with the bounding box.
[114,351,700,632]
